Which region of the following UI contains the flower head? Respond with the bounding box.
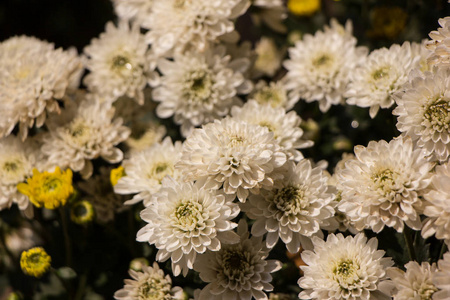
[0,36,82,139]
[0,136,36,213]
[284,19,368,112]
[346,42,417,118]
[433,252,450,300]
[426,17,450,66]
[337,137,433,233]
[177,117,287,202]
[143,0,250,56]
[114,262,184,300]
[240,160,335,253]
[20,247,52,278]
[17,167,73,210]
[137,177,240,276]
[422,161,450,243]
[114,137,182,206]
[194,220,282,300]
[70,200,95,224]
[42,94,130,179]
[393,67,450,162]
[298,233,394,300]
[151,45,252,137]
[387,261,438,300]
[83,21,149,104]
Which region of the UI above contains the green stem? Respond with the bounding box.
[59,207,72,268]
[74,271,88,300]
[403,227,416,262]
[439,241,448,261]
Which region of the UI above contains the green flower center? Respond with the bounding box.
[424,99,450,132]
[273,185,308,215]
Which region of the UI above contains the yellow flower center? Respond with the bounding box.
[17,167,73,210]
[287,0,321,17]
[20,247,51,278]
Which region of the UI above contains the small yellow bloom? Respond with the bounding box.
[70,200,95,224]
[110,166,125,186]
[17,167,73,209]
[20,247,51,278]
[288,0,321,17]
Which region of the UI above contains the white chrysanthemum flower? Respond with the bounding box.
[240,159,335,253]
[144,0,250,56]
[114,262,184,300]
[83,21,149,104]
[114,137,182,206]
[194,219,282,300]
[284,19,367,112]
[0,136,36,213]
[249,80,298,110]
[387,261,438,300]
[426,17,450,67]
[298,233,394,300]
[393,67,450,162]
[422,161,450,243]
[77,167,127,224]
[253,37,284,77]
[0,36,83,139]
[231,100,313,161]
[346,42,417,118]
[112,0,153,27]
[177,118,287,202]
[137,177,240,276]
[337,137,432,233]
[42,94,130,179]
[151,45,252,137]
[433,252,450,300]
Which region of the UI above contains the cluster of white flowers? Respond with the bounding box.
[4,1,450,300]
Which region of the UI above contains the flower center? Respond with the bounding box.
[66,118,92,146]
[112,55,132,71]
[313,54,333,68]
[372,66,391,81]
[222,249,251,281]
[174,201,202,231]
[138,276,172,300]
[149,162,173,183]
[184,70,213,102]
[332,259,360,288]
[273,185,308,215]
[43,177,63,193]
[424,99,450,132]
[228,135,245,148]
[417,282,438,300]
[4,161,18,172]
[371,168,399,198]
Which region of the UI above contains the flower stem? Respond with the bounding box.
[439,241,447,261]
[59,206,72,267]
[403,227,416,262]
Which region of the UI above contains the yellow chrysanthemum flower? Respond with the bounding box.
[17,167,73,209]
[20,247,51,278]
[110,165,125,187]
[288,0,321,17]
[70,200,95,224]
